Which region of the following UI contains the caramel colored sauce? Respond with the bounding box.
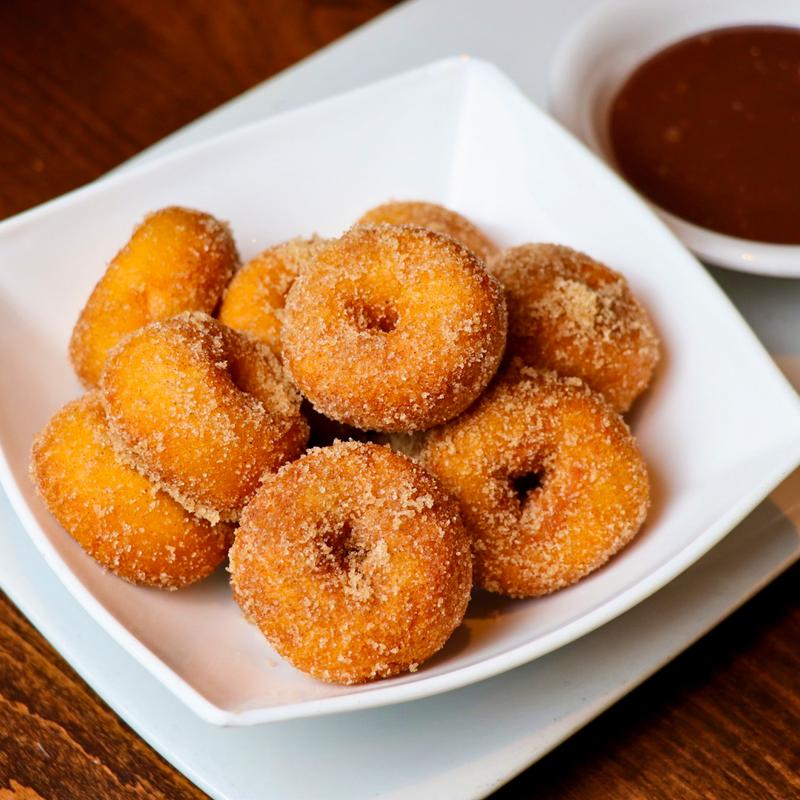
[609,26,800,244]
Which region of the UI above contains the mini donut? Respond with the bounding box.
[70,206,238,388]
[229,441,472,684]
[488,244,660,412]
[420,367,649,597]
[282,224,507,432]
[357,201,497,262]
[100,312,309,523]
[30,394,233,589]
[218,236,325,359]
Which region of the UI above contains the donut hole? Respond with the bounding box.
[317,520,367,573]
[225,354,257,396]
[510,471,543,503]
[315,517,390,602]
[345,299,398,334]
[213,330,269,400]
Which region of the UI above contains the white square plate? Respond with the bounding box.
[1,59,798,726]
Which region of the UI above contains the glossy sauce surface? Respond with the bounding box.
[610,26,800,244]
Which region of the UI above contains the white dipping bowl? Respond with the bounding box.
[549,0,800,278]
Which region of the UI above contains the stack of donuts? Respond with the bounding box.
[31,200,659,685]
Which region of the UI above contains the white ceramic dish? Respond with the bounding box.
[549,0,800,278]
[1,58,798,726]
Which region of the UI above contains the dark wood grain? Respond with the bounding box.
[500,564,800,800]
[0,594,203,799]
[0,2,798,798]
[0,0,396,218]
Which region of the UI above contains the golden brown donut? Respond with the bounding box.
[489,244,660,412]
[100,312,308,523]
[70,206,238,388]
[30,394,232,590]
[229,441,472,684]
[420,366,650,597]
[217,237,325,359]
[357,201,497,262]
[282,224,507,432]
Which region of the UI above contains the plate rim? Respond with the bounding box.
[2,56,799,726]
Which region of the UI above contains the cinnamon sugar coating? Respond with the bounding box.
[70,206,238,387]
[229,441,472,684]
[100,312,308,523]
[357,201,497,262]
[420,367,650,597]
[30,394,232,590]
[489,244,660,412]
[282,224,507,432]
[218,236,325,360]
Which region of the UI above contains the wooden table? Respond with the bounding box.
[1,2,798,797]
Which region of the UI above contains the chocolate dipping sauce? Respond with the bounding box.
[609,26,800,244]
